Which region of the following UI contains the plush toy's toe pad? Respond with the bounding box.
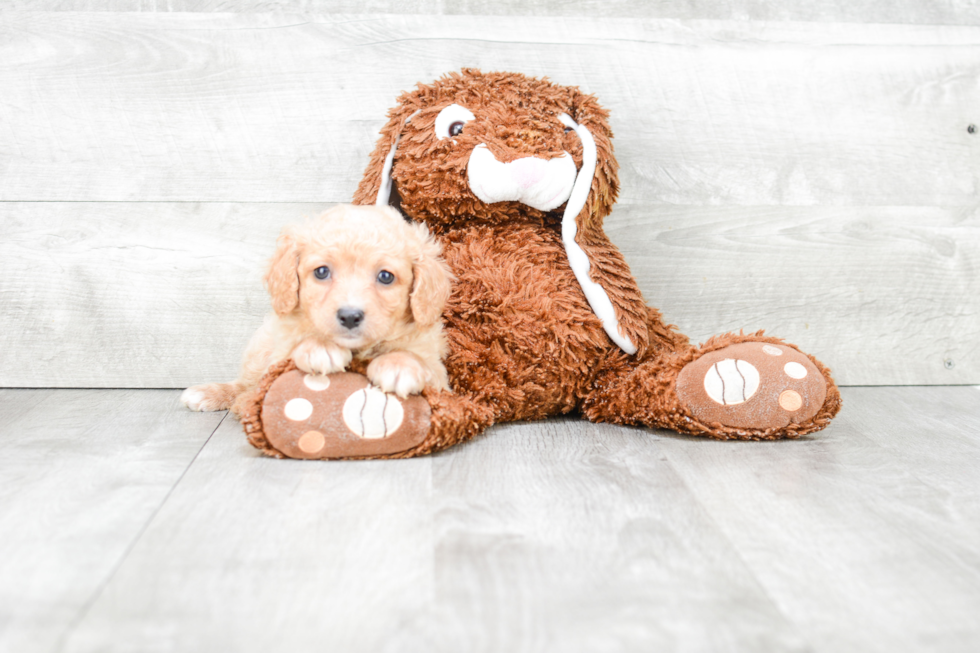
[676,342,827,431]
[261,370,430,459]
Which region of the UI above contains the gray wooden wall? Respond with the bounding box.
[1,4,978,388]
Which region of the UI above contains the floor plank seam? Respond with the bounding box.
[657,442,818,651]
[51,409,230,653]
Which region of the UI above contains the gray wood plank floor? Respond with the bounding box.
[0,389,225,653]
[2,387,978,653]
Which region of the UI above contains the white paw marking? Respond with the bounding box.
[704,359,760,406]
[181,388,208,411]
[372,365,425,398]
[295,345,351,376]
[284,397,314,421]
[324,347,352,372]
[342,388,404,439]
[303,374,331,391]
[784,362,808,379]
[762,345,783,356]
[180,386,221,412]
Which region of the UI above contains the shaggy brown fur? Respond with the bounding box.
[242,69,841,458]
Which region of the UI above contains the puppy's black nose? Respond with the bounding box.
[337,307,365,330]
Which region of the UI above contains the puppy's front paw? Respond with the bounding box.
[182,383,235,412]
[291,340,352,376]
[367,352,431,398]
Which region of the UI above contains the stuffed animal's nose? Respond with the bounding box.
[337,307,365,330]
[509,157,547,189]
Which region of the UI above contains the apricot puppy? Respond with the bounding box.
[182,204,453,414]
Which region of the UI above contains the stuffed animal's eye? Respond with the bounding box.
[314,266,330,280]
[435,103,475,140]
[377,270,395,285]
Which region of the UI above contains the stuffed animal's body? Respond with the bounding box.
[242,70,840,459]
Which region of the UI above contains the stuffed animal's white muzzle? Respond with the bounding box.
[467,145,577,211]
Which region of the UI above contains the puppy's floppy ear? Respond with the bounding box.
[408,223,453,327]
[264,228,300,316]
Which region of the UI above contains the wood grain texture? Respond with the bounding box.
[63,414,438,653]
[0,389,223,653]
[611,204,980,386]
[3,1,980,26]
[2,201,976,387]
[50,386,980,652]
[0,14,978,205]
[61,410,809,652]
[1,12,977,387]
[657,386,980,653]
[0,202,313,388]
[843,387,980,537]
[402,419,810,652]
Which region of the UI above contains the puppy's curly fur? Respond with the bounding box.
[182,204,453,414]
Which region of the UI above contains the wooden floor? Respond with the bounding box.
[0,387,977,652]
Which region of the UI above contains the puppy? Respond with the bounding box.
[181,204,453,414]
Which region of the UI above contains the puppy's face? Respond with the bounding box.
[265,205,452,350]
[297,237,413,349]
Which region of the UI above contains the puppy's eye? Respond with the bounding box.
[377,270,395,285]
[435,103,475,140]
[313,266,330,280]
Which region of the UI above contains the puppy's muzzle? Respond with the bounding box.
[337,307,365,330]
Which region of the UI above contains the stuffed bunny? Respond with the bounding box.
[241,69,840,459]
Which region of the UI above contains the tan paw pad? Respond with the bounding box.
[778,390,803,411]
[298,430,326,454]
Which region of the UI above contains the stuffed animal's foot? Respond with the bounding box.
[675,340,831,433]
[245,366,431,459]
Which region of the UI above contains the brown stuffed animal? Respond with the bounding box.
[241,69,841,459]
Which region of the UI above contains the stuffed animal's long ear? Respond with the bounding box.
[409,223,454,327]
[561,89,651,357]
[264,229,300,316]
[353,93,424,207]
[566,89,619,233]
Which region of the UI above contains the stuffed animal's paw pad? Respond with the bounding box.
[677,342,828,431]
[258,369,430,459]
[342,387,404,439]
[702,359,760,405]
